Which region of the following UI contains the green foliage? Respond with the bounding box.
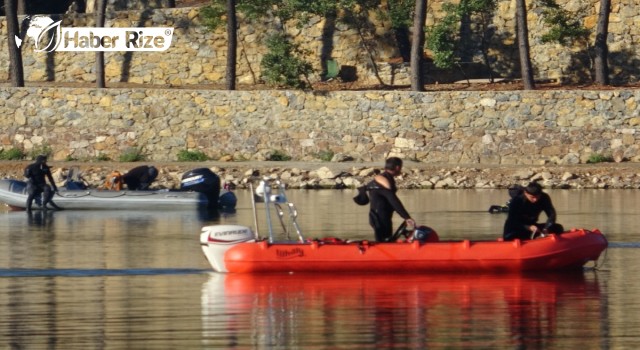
[315,150,335,162]
[95,153,111,161]
[586,153,613,164]
[199,0,378,87]
[425,0,497,69]
[376,0,414,29]
[177,149,209,162]
[200,3,226,31]
[263,0,362,22]
[538,0,590,45]
[118,147,146,162]
[0,147,25,160]
[268,150,292,161]
[261,34,313,89]
[457,0,497,15]
[200,0,365,29]
[426,3,460,69]
[65,155,79,161]
[28,144,52,160]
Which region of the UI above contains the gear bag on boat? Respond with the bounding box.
[104,171,124,190]
[353,180,382,206]
[353,185,369,205]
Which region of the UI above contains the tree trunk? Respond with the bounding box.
[17,0,26,14]
[594,0,610,85]
[515,0,535,90]
[5,0,25,87]
[225,0,238,90]
[410,0,427,91]
[95,0,107,88]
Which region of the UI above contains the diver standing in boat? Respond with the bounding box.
[368,157,415,242]
[24,155,61,212]
[503,181,564,241]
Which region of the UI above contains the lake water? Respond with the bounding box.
[1,189,640,349]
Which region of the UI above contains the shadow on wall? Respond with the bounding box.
[2,0,175,16]
[339,66,357,82]
[320,9,336,81]
[477,31,519,81]
[109,0,176,11]
[610,49,640,85]
[120,5,154,83]
[561,47,640,85]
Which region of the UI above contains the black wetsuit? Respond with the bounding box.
[368,172,411,242]
[122,166,158,190]
[24,160,58,211]
[503,192,562,241]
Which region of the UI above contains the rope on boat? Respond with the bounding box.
[591,246,608,271]
[55,191,128,199]
[55,191,161,199]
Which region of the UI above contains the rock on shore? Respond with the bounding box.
[2,160,640,190]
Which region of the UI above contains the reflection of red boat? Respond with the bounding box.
[217,272,597,303]
[200,226,607,273]
[201,273,603,348]
[200,178,608,273]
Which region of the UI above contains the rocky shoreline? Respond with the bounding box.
[2,160,640,190]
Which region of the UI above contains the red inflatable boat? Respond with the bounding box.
[199,178,608,274]
[200,226,607,273]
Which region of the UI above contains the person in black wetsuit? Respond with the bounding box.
[24,155,60,211]
[122,165,158,190]
[368,157,416,242]
[503,182,564,241]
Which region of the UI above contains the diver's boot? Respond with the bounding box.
[46,200,62,211]
[26,197,34,213]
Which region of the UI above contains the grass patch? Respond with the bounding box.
[177,150,209,162]
[268,150,292,161]
[315,150,334,162]
[28,144,52,160]
[95,153,111,161]
[586,153,613,164]
[118,147,145,162]
[0,147,25,160]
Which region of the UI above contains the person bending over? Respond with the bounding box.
[122,165,159,190]
[368,157,416,242]
[503,182,564,241]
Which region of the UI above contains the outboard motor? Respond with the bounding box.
[200,225,254,272]
[218,184,237,211]
[180,168,221,208]
[412,226,439,243]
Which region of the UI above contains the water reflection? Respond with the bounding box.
[17,206,233,228]
[26,210,56,228]
[4,189,640,348]
[201,272,603,349]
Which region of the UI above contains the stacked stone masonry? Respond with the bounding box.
[0,0,639,85]
[0,87,639,165]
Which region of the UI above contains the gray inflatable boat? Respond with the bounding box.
[0,168,236,211]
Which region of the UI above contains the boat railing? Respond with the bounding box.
[250,177,305,244]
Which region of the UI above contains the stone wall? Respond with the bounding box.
[1,0,639,86]
[1,87,639,165]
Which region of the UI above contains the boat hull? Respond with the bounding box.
[0,179,223,210]
[201,229,608,273]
